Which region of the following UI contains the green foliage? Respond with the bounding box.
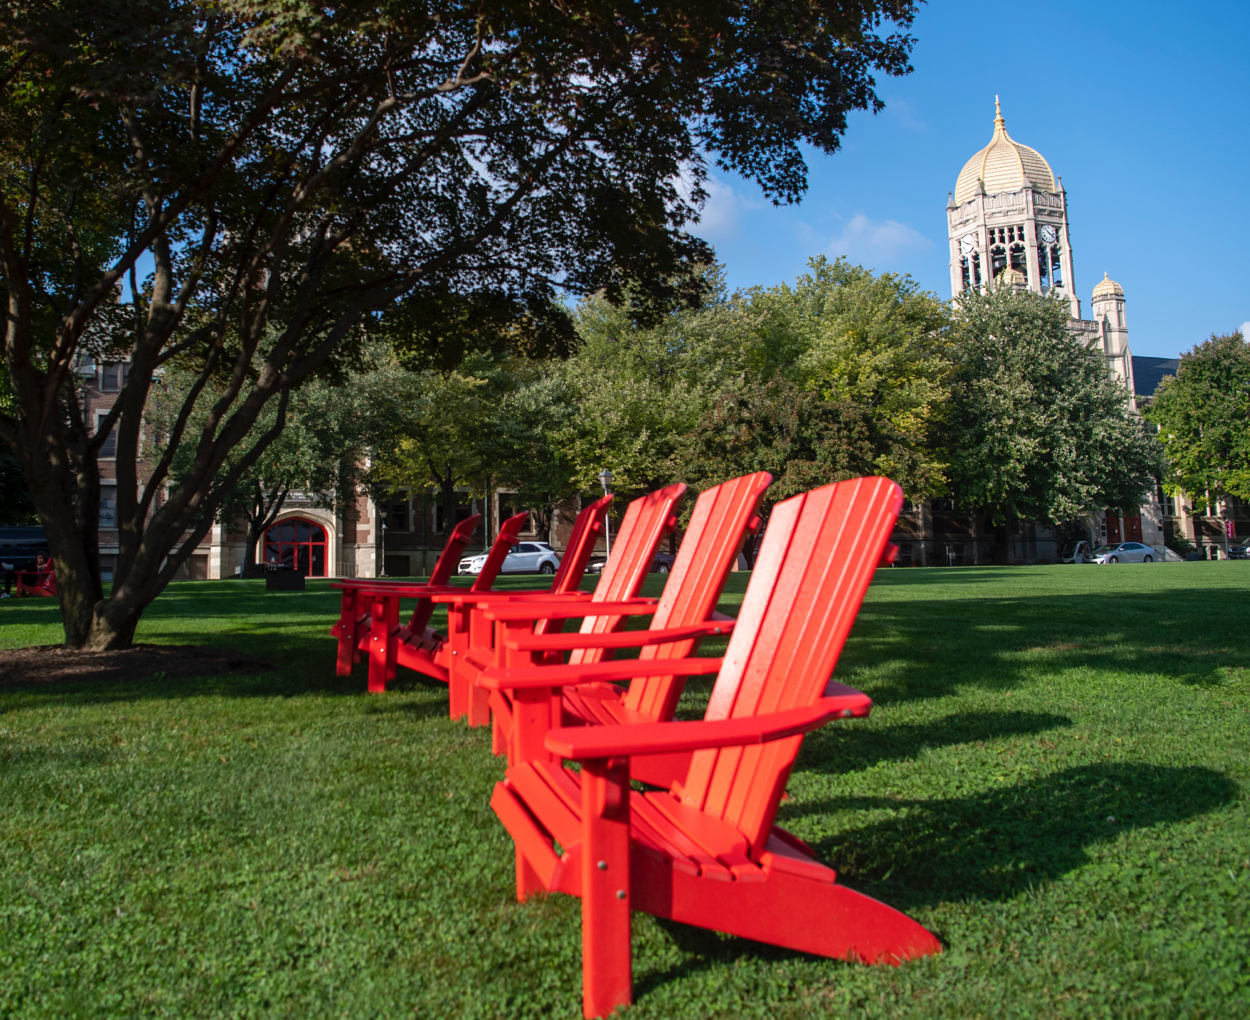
[682,377,882,506]
[0,448,38,525]
[1144,332,1250,503]
[945,288,1161,533]
[1,0,920,646]
[743,256,953,498]
[2,564,1248,1018]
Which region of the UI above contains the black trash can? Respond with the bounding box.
[265,565,305,591]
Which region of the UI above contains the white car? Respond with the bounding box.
[1089,542,1156,564]
[1061,540,1092,564]
[459,541,561,576]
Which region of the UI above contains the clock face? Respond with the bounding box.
[1040,224,1058,244]
[960,233,977,255]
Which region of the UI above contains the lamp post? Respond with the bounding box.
[598,468,613,559]
[380,520,387,577]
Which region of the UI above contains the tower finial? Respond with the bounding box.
[994,95,1005,131]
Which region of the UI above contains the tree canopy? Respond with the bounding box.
[1143,331,1250,505]
[0,0,919,647]
[944,288,1162,561]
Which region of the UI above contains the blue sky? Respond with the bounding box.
[697,0,1249,358]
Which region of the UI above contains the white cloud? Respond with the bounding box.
[884,97,928,132]
[676,173,765,241]
[1240,320,1250,338]
[824,214,933,268]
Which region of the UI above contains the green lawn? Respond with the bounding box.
[1,564,1247,1019]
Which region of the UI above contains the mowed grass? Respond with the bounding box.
[1,564,1247,1019]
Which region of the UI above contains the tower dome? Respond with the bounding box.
[953,98,1058,205]
[1092,272,1123,298]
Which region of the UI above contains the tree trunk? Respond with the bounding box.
[441,465,456,538]
[992,515,1018,565]
[84,596,145,650]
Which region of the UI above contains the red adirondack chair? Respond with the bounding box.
[15,561,57,598]
[329,513,485,688]
[432,485,685,728]
[489,477,941,1018]
[478,472,772,786]
[343,496,615,698]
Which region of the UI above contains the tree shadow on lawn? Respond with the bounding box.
[636,761,1237,999]
[787,761,1239,909]
[843,588,1250,703]
[796,709,1073,775]
[0,658,458,712]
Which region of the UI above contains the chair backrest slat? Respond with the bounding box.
[469,512,531,593]
[567,483,687,665]
[405,514,481,635]
[679,477,902,854]
[620,472,772,719]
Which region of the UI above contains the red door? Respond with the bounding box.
[1105,512,1122,544]
[1124,515,1143,542]
[264,517,328,576]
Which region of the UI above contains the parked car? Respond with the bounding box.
[459,541,561,576]
[585,552,676,575]
[1061,540,1091,564]
[1089,542,1156,564]
[1227,540,1250,560]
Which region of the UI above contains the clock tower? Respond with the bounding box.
[946,98,1080,318]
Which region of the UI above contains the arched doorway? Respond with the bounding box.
[264,517,328,576]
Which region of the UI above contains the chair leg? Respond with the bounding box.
[385,597,399,681]
[580,758,632,1019]
[517,844,544,903]
[368,597,390,693]
[468,682,491,728]
[334,591,357,677]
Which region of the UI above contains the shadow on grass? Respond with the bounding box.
[843,588,1250,702]
[636,761,1237,1000]
[794,762,1238,907]
[798,709,1073,774]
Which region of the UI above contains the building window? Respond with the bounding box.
[1049,245,1063,287]
[99,485,117,527]
[1009,242,1027,273]
[387,494,410,532]
[990,245,1007,279]
[1156,484,1178,517]
[959,253,983,290]
[100,363,129,391]
[96,412,117,458]
[264,517,328,576]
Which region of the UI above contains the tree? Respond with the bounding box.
[0,447,38,525]
[483,371,581,541]
[744,256,952,498]
[945,288,1162,563]
[362,361,495,537]
[0,0,920,648]
[681,377,883,564]
[1143,331,1250,505]
[211,379,370,573]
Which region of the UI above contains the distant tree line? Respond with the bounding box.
[367,258,1163,565]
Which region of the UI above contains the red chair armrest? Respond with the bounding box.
[544,692,872,760]
[479,656,723,691]
[427,590,591,606]
[481,598,659,622]
[503,620,734,653]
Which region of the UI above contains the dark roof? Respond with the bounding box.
[1133,355,1179,398]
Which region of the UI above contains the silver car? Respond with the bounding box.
[1089,542,1155,564]
[459,541,561,576]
